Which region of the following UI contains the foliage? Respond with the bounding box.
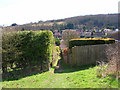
[55,46,60,54]
[62,30,80,47]
[11,23,17,26]
[52,46,60,67]
[65,23,74,29]
[55,38,60,46]
[21,28,25,31]
[2,31,54,73]
[69,38,115,48]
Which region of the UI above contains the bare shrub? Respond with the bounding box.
[96,61,108,78]
[106,42,120,78]
[97,42,120,78]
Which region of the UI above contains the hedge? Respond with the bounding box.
[2,31,54,72]
[69,38,115,49]
[55,38,60,46]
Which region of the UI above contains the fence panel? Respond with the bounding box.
[70,44,114,66]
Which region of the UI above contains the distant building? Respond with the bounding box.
[54,32,61,38]
[62,29,76,32]
[93,32,105,37]
[115,29,119,31]
[76,29,84,36]
[76,29,84,32]
[104,29,111,32]
[54,30,58,33]
[84,32,91,37]
[95,29,99,32]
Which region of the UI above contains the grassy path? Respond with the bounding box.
[2,59,119,88]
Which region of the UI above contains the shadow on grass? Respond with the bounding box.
[2,66,48,82]
[54,58,96,73]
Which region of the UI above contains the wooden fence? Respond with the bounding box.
[63,43,117,66]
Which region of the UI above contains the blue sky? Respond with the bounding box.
[0,0,119,26]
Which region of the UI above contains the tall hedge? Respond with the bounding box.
[69,38,115,49]
[2,31,54,72]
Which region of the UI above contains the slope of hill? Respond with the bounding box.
[3,13,118,31]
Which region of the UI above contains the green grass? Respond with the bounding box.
[2,59,119,88]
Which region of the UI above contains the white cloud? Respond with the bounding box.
[0,0,119,26]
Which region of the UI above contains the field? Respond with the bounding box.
[2,59,119,88]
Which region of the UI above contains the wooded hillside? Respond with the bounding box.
[3,14,118,32]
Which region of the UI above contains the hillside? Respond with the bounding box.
[3,14,118,32]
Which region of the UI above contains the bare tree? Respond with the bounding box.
[97,42,120,79]
[62,29,80,47]
[106,42,120,79]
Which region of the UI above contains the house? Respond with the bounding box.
[55,30,58,33]
[76,29,84,36]
[84,32,91,37]
[93,32,105,37]
[115,29,119,31]
[54,32,61,38]
[104,29,112,32]
[95,29,99,32]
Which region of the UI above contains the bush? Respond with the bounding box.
[55,46,60,54]
[69,38,115,49]
[52,46,60,67]
[97,42,120,78]
[55,38,60,46]
[2,31,54,72]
